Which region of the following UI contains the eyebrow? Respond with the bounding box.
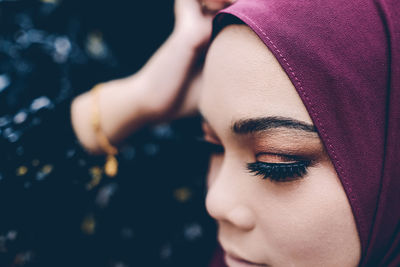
[232,116,317,134]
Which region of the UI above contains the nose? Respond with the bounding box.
[205,155,256,231]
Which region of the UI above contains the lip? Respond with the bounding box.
[224,252,269,267]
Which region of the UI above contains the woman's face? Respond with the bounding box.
[199,25,361,267]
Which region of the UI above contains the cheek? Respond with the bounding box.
[256,163,361,265]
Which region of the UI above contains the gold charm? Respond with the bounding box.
[86,166,103,190]
[105,155,118,177]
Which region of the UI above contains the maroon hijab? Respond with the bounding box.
[210,0,400,266]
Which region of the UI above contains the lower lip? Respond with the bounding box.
[224,253,265,267]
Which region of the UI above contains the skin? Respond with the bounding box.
[199,24,361,266]
[71,0,234,154]
[71,1,361,265]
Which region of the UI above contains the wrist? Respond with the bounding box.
[115,75,153,124]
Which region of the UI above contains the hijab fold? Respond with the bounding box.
[211,0,400,265]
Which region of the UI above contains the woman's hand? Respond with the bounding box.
[140,0,236,120]
[174,0,234,49]
[71,0,236,154]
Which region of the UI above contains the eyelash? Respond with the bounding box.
[247,161,310,182]
[198,137,311,182]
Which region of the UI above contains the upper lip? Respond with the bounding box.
[224,250,268,266]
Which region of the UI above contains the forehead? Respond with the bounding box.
[199,24,313,129]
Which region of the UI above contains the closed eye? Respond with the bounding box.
[247,160,310,182]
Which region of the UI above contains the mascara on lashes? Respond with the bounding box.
[247,160,311,182]
[199,136,311,182]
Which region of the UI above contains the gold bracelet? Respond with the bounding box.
[91,84,118,177]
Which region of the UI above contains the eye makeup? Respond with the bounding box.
[246,153,312,182]
[198,134,313,183]
[199,119,324,183]
[246,134,323,182]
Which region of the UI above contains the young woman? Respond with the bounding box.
[72,0,400,266]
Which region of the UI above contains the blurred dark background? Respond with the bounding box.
[0,0,217,266]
